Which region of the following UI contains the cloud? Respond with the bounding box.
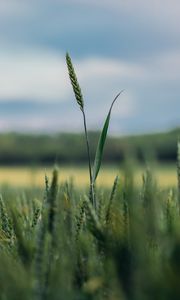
[0,47,179,102]
[0,48,179,134]
[65,0,180,23]
[0,50,70,101]
[0,49,140,131]
[1,0,180,38]
[0,49,144,102]
[77,57,144,80]
[50,0,180,36]
[146,50,180,82]
[0,1,30,19]
[1,0,180,57]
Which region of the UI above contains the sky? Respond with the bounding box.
[0,0,179,135]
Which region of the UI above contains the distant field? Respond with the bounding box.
[0,164,177,188]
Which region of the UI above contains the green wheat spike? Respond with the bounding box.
[11,210,31,267]
[142,168,153,209]
[166,189,174,234]
[47,168,58,234]
[45,174,50,199]
[66,52,84,111]
[84,196,104,242]
[123,200,129,244]
[75,198,85,241]
[33,217,47,300]
[32,207,41,229]
[106,176,119,225]
[98,192,105,223]
[33,176,50,300]
[0,195,13,239]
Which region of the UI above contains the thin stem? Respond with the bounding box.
[82,110,96,208]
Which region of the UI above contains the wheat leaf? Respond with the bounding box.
[92,91,124,182]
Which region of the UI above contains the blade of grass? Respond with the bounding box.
[92,91,124,183]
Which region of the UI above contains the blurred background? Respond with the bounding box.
[0,0,179,187]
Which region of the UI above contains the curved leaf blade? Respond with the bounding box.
[92,91,124,182]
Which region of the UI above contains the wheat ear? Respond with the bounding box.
[66,53,84,111]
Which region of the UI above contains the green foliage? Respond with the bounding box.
[0,195,13,240]
[0,130,178,165]
[0,165,179,299]
[92,92,123,182]
[106,175,119,225]
[47,168,58,234]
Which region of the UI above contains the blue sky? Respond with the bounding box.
[0,0,179,134]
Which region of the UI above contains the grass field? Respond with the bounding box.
[0,163,177,188]
[0,164,180,300]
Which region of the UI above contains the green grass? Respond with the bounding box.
[0,166,180,300]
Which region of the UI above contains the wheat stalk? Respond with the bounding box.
[66,53,95,207]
